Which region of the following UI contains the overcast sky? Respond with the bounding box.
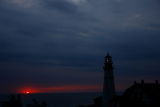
[0,0,160,93]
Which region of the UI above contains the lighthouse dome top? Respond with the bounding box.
[104,53,114,70]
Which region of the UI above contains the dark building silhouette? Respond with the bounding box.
[77,54,160,107]
[77,54,116,107]
[102,54,115,107]
[117,80,160,107]
[77,80,160,107]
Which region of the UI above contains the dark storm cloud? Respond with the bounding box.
[0,0,160,93]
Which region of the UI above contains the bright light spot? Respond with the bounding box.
[25,91,30,94]
[20,88,37,94]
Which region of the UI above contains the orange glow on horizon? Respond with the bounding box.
[18,85,102,94]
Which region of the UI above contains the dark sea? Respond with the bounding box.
[0,92,102,107]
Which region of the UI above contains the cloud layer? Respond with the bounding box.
[0,0,160,93]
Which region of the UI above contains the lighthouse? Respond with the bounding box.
[102,53,115,107]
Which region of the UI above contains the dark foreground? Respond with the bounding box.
[0,92,101,107]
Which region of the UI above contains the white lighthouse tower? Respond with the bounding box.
[102,53,115,107]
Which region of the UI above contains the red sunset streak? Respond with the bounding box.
[20,88,39,94]
[41,85,101,93]
[18,85,101,94]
